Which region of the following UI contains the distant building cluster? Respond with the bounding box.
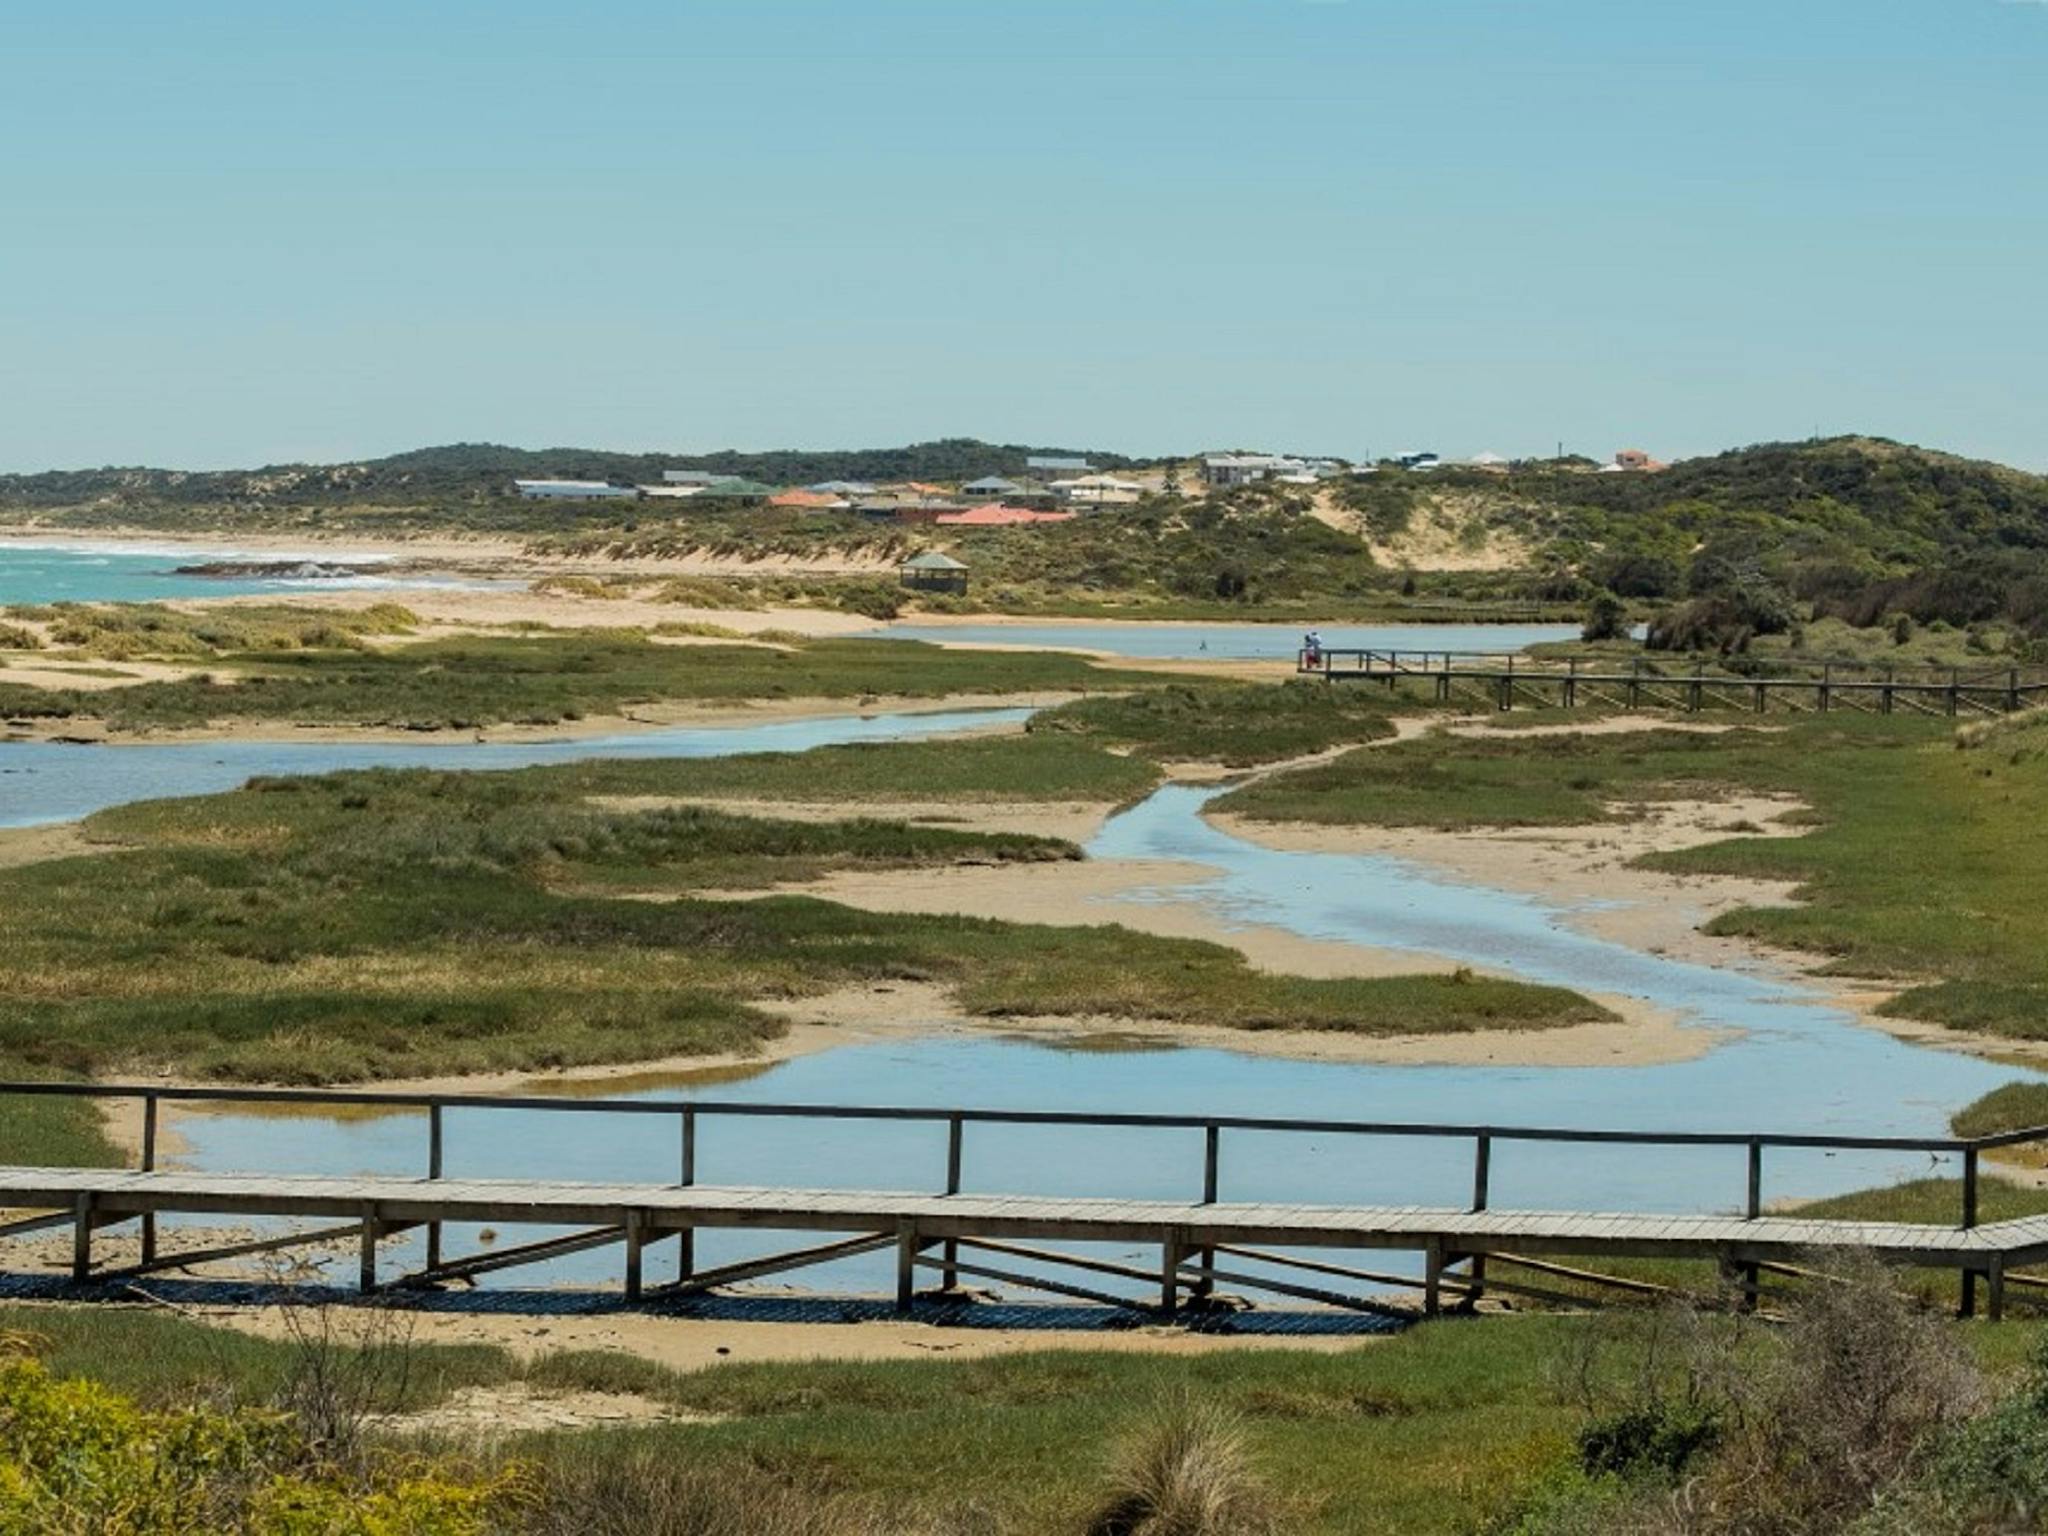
[512,442,1671,537]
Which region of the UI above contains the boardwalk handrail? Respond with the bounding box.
[0,1077,2033,1156]
[6,1081,2045,1319]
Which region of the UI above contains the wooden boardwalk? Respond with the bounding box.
[1302,648,2048,717]
[7,1083,2048,1322]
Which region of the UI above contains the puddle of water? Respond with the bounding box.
[867,621,1584,661]
[0,708,1034,828]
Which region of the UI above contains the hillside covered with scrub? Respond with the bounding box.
[6,436,2048,635]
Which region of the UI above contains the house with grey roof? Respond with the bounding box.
[1026,455,1093,477]
[961,476,1022,498]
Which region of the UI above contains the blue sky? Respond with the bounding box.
[2,1,2044,471]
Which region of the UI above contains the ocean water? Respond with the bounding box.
[0,541,507,606]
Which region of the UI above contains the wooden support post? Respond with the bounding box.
[1564,658,1576,709]
[1742,1139,1763,1310]
[1962,1147,1980,1318]
[1468,1132,1491,1301]
[623,1210,644,1302]
[1989,1256,2006,1323]
[941,1114,963,1292]
[1629,658,1641,710]
[139,1093,158,1269]
[425,1102,445,1273]
[678,1108,697,1282]
[1949,668,1960,718]
[1160,1235,1182,1317]
[359,1205,381,1295]
[895,1225,918,1313]
[1195,1124,1221,1299]
[1689,662,1703,713]
[71,1192,93,1283]
[1423,1239,1445,1319]
[2010,669,2022,714]
[1820,664,1831,713]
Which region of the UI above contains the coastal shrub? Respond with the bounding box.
[0,623,39,651]
[1508,1256,1984,1536]
[1580,591,1628,642]
[0,1340,516,1534]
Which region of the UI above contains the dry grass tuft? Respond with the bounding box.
[1086,1395,1282,1536]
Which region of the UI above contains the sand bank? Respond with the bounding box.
[1,689,1063,746]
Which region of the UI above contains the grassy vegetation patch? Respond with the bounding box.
[0,629,1152,732]
[1218,713,2048,1036]
[0,760,1603,1156]
[1030,680,1407,767]
[524,731,1164,805]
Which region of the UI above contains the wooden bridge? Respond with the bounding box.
[1301,648,2048,717]
[6,1083,2048,1322]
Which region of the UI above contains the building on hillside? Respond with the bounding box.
[1026,455,1093,479]
[1394,451,1441,471]
[899,550,969,594]
[698,477,775,501]
[933,504,1077,526]
[1202,453,1310,487]
[638,484,705,500]
[1051,473,1144,508]
[661,469,725,485]
[808,480,878,496]
[1611,448,1668,472]
[514,479,639,501]
[768,489,849,511]
[961,476,1022,499]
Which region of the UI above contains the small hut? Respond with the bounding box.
[898,550,969,595]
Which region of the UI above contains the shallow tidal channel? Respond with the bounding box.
[84,716,2033,1303]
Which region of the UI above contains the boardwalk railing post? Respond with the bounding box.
[1194,1124,1221,1300]
[1469,1132,1491,1303]
[941,1114,963,1292]
[1741,1139,1763,1311]
[139,1092,158,1269]
[426,1102,445,1273]
[623,1209,644,1302]
[1821,663,1832,713]
[1160,1234,1182,1316]
[678,1108,697,1282]
[1962,1146,1981,1318]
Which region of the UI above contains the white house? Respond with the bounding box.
[1202,453,1311,487]
[514,479,639,501]
[1051,473,1144,508]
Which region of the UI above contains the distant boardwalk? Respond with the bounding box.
[5,1083,2047,1322]
[1303,648,2048,717]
